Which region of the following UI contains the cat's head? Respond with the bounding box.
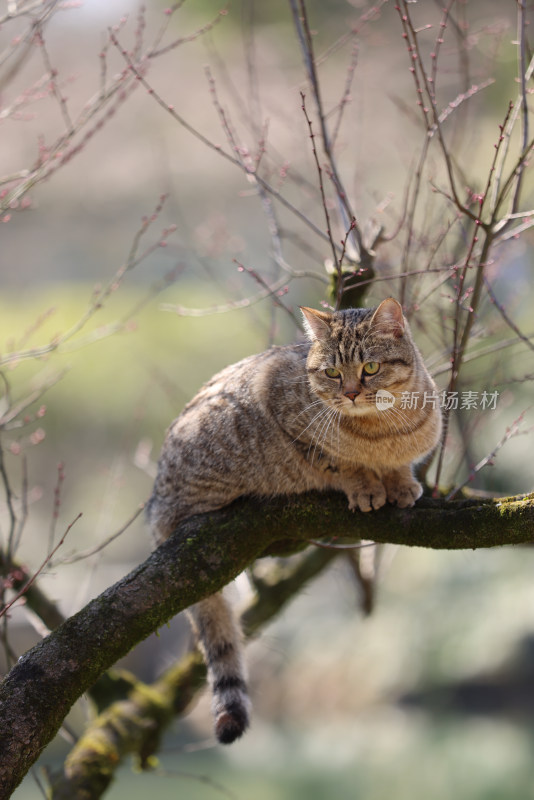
[301,298,421,417]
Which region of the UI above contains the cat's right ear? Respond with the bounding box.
[300,307,333,342]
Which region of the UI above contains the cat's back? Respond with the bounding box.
[148,343,312,538]
[171,343,307,429]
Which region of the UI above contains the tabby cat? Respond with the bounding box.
[147,297,442,744]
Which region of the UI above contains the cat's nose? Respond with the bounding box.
[344,389,360,402]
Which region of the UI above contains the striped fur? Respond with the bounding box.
[147,298,442,743]
[187,594,251,743]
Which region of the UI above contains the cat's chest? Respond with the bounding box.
[296,422,410,474]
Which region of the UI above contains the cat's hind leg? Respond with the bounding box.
[187,592,251,744]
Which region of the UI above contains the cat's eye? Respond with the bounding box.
[363,361,380,375]
[325,367,341,379]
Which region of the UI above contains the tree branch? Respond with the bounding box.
[48,547,338,799]
[1,489,533,797]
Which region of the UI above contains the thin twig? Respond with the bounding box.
[0,513,82,620]
[446,411,531,500]
[0,440,17,560]
[512,0,529,215]
[300,91,340,276]
[290,0,365,258]
[110,31,343,253]
[55,505,144,566]
[484,275,534,353]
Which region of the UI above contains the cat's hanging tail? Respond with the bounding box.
[187,592,251,744]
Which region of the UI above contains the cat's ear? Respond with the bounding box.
[371,298,405,338]
[300,306,333,342]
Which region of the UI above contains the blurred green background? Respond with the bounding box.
[1,0,534,798]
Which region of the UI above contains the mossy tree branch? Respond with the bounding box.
[1,489,533,798]
[48,546,337,799]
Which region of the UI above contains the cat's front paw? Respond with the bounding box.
[386,479,423,508]
[348,482,387,513]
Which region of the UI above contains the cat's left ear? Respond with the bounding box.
[371,298,405,338]
[300,306,333,342]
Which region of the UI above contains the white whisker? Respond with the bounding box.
[293,403,333,444]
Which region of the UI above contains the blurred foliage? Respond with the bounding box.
[0,285,271,436]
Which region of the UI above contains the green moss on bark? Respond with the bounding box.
[0,489,533,797]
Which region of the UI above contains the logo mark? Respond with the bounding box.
[375,390,395,411]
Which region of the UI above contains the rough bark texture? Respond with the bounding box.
[48,546,337,799]
[0,489,533,798]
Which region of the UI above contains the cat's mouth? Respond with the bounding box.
[338,394,382,416]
